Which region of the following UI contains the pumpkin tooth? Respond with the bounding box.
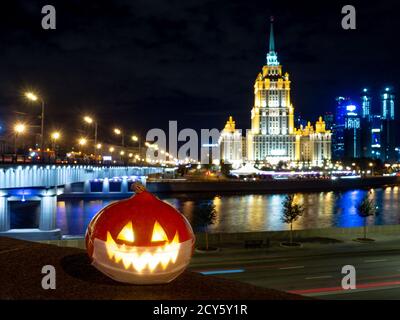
[105,237,182,272]
[106,232,116,260]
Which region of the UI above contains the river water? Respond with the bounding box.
[51,186,400,236]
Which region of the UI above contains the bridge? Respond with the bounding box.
[0,164,164,240]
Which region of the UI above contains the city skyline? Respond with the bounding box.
[0,1,399,137]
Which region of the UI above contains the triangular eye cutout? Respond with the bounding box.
[117,221,135,243]
[151,221,169,242]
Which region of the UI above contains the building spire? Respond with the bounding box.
[269,16,275,52]
[266,16,279,66]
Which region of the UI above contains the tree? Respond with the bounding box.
[357,193,376,240]
[193,202,217,250]
[281,194,304,244]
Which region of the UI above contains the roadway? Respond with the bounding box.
[189,238,400,299]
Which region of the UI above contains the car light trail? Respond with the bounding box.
[198,269,245,275]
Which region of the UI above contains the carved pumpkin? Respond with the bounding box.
[85,184,195,284]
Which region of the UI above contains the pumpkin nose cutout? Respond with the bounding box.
[151,221,169,242]
[117,221,135,243]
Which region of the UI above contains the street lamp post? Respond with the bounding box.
[51,131,60,160]
[14,123,26,162]
[114,128,124,147]
[25,92,45,160]
[83,116,98,158]
[131,135,141,160]
[369,162,374,176]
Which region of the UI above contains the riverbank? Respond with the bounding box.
[146,176,400,194]
[40,224,400,249]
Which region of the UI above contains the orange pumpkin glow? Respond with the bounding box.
[85,185,195,284]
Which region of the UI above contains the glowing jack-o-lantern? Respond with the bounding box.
[85,184,195,284]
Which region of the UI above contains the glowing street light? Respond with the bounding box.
[109,147,115,153]
[25,92,38,101]
[369,162,375,176]
[84,116,93,124]
[96,143,102,149]
[83,116,98,156]
[14,123,26,134]
[131,135,142,157]
[51,131,60,158]
[79,137,87,146]
[114,128,124,146]
[51,131,60,141]
[13,123,26,158]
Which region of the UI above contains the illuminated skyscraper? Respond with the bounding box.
[247,17,295,164]
[332,97,348,159]
[381,87,395,120]
[344,104,361,158]
[370,114,382,159]
[361,88,372,120]
[360,88,372,157]
[245,17,331,166]
[380,87,396,161]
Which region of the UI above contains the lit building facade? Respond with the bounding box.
[380,87,396,161]
[294,117,332,166]
[360,88,372,157]
[247,18,295,164]
[343,104,362,158]
[219,116,243,168]
[361,88,372,120]
[371,114,382,159]
[332,96,349,159]
[242,18,332,166]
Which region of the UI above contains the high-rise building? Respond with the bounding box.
[380,87,396,161]
[332,97,349,159]
[247,17,295,164]
[381,87,395,121]
[360,88,372,157]
[343,104,362,158]
[245,17,331,166]
[219,116,243,168]
[370,114,382,159]
[361,88,372,120]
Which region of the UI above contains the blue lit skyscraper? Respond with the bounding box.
[370,114,382,159]
[361,88,372,120]
[380,87,396,161]
[332,97,348,159]
[344,103,362,158]
[381,87,395,120]
[360,88,372,157]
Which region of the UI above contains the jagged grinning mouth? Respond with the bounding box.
[105,232,181,273]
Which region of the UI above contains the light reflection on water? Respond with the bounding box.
[55,187,400,236]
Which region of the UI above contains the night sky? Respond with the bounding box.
[0,0,399,144]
